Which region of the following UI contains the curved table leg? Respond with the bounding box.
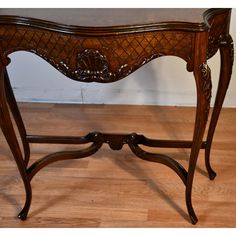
[0,61,32,220]
[4,70,30,167]
[205,35,234,180]
[186,63,212,224]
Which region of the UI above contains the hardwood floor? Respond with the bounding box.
[0,103,235,227]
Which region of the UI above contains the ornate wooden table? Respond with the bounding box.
[0,9,234,224]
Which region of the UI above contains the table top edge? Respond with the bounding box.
[0,8,230,35]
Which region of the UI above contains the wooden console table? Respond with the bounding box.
[0,9,234,224]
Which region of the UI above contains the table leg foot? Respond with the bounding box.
[186,184,199,224]
[205,144,217,180]
[18,211,28,221]
[17,183,32,221]
[209,170,217,180]
[189,211,198,225]
[205,157,217,180]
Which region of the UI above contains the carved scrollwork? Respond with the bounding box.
[207,35,221,59]
[219,35,234,86]
[206,34,232,59]
[200,63,212,115]
[224,34,234,67]
[207,34,234,76]
[57,50,164,83]
[206,11,230,60]
[207,34,234,71]
[57,49,130,83]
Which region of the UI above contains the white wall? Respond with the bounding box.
[7,9,236,107]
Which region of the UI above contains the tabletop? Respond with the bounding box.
[0,8,212,32]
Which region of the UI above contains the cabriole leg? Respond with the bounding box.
[0,59,32,220]
[186,63,212,224]
[205,35,234,180]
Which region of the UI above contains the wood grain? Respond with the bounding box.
[0,103,235,227]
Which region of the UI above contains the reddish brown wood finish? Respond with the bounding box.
[0,8,234,224]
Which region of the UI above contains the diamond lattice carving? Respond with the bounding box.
[0,25,194,82]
